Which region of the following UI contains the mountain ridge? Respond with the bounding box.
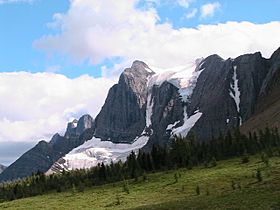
[1,48,280,181]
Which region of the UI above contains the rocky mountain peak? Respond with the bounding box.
[49,133,62,145]
[76,114,94,135]
[131,60,152,71]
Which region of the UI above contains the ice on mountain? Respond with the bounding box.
[171,107,202,138]
[229,66,242,125]
[59,135,149,170]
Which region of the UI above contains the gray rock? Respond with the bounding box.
[187,52,269,141]
[94,60,155,143]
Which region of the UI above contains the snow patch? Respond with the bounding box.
[229,66,242,125]
[145,91,154,128]
[72,122,78,128]
[171,107,202,138]
[149,59,204,103]
[166,120,180,130]
[58,135,149,170]
[145,67,153,73]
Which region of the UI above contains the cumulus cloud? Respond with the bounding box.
[0,72,115,143]
[34,0,280,76]
[200,2,221,18]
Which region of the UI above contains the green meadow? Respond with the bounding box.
[1,155,280,210]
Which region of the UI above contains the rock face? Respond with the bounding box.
[188,52,270,141]
[0,164,6,174]
[94,61,154,143]
[0,115,94,182]
[241,47,280,133]
[2,48,280,180]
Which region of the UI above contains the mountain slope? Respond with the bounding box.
[241,48,280,134]
[0,164,6,174]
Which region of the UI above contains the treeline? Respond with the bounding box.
[1,127,280,202]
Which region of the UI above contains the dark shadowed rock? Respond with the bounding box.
[189,52,269,141]
[94,61,155,143]
[0,164,6,174]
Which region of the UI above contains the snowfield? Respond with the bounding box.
[56,135,149,170]
[171,108,202,138]
[229,65,242,125]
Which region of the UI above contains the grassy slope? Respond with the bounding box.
[1,155,280,210]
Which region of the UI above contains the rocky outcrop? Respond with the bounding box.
[0,115,94,182]
[94,61,155,143]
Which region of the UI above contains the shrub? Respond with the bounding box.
[241,156,249,164]
[196,185,200,195]
[256,169,262,182]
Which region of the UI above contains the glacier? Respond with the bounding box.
[53,135,149,171]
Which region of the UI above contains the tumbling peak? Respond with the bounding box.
[131,60,151,70]
[76,114,94,135]
[122,60,154,78]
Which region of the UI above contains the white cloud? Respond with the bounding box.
[200,2,221,18]
[185,8,197,19]
[0,72,115,143]
[177,0,195,8]
[0,0,34,4]
[34,0,280,76]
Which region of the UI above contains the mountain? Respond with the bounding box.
[0,164,6,174]
[1,48,280,181]
[47,48,280,173]
[241,48,280,134]
[0,115,94,182]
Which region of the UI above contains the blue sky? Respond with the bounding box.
[0,0,280,165]
[0,0,279,78]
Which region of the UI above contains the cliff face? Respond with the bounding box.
[241,47,280,133]
[94,61,154,143]
[189,52,269,141]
